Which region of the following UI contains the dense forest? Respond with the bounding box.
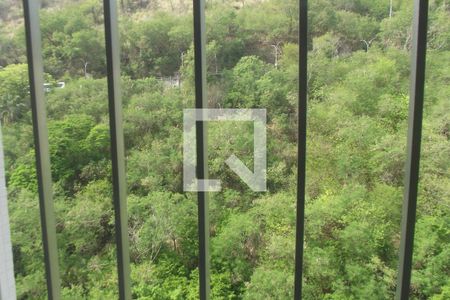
[0,0,449,299]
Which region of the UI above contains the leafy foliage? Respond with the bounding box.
[1,0,448,299]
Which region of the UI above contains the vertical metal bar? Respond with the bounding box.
[193,0,210,299]
[0,125,16,300]
[103,1,131,299]
[22,1,61,299]
[396,1,429,299]
[294,0,308,299]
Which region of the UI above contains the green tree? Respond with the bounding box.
[0,64,30,123]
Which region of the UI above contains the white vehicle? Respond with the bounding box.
[43,81,65,92]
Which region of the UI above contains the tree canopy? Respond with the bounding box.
[1,0,448,299]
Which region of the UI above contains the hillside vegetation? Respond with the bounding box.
[0,0,449,299]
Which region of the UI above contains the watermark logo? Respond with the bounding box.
[183,109,266,192]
